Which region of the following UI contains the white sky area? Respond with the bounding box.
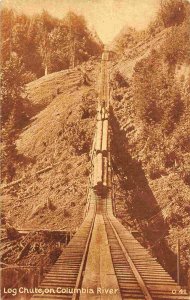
[2,0,162,43]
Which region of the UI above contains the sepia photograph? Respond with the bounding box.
[1,0,190,299]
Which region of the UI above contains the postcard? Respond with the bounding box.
[1,0,190,299]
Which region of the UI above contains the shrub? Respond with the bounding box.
[67,122,91,155]
[178,133,190,153]
[163,94,184,134]
[80,89,97,119]
[113,71,129,88]
[1,54,29,126]
[23,71,37,84]
[159,0,186,28]
[180,165,190,186]
[133,51,184,133]
[63,208,71,218]
[141,100,162,124]
[133,52,164,125]
[161,23,190,66]
[112,91,124,102]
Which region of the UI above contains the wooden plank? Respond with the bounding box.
[108,218,153,300]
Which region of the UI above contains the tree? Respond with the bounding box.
[1,9,102,78]
[160,0,186,27]
[133,50,183,131]
[161,21,190,67]
[1,54,28,125]
[64,12,102,68]
[36,10,59,75]
[27,16,44,77]
[48,26,70,70]
[1,111,18,182]
[1,54,31,182]
[1,8,15,63]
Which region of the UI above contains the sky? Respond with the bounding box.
[2,0,161,43]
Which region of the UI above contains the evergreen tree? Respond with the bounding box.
[1,53,27,125]
[1,54,30,182]
[1,8,102,78]
[1,111,18,182]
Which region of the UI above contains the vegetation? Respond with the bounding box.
[130,1,190,185]
[1,8,102,77]
[1,54,31,126]
[161,21,190,66]
[1,54,33,182]
[112,0,190,285]
[114,0,190,58]
[133,51,184,130]
[1,8,102,182]
[160,0,186,28]
[114,27,138,55]
[68,122,92,155]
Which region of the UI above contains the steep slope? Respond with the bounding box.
[1,58,100,232]
[110,9,190,285]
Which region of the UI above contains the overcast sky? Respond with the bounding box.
[2,0,161,43]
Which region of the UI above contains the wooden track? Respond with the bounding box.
[32,191,96,300]
[28,51,190,300]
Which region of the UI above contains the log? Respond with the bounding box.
[0,179,22,189]
[93,153,103,191]
[96,153,103,185]
[104,111,109,120]
[103,157,108,187]
[0,163,59,190]
[93,155,98,188]
[101,107,105,120]
[95,120,103,153]
[15,228,68,235]
[102,119,108,154]
[36,165,53,175]
[97,110,102,121]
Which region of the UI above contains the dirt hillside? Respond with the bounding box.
[1,58,101,232]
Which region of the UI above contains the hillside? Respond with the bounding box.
[1,0,190,288]
[109,1,190,285]
[1,58,100,232]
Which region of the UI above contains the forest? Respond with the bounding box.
[1,8,103,181]
[1,9,102,77]
[113,0,190,189]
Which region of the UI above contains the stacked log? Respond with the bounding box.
[93,153,103,192]
[103,157,108,187]
[102,119,108,155]
[95,120,103,153]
